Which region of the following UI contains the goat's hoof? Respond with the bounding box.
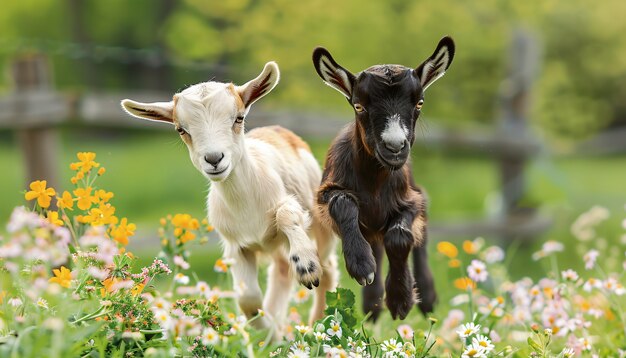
[290,249,322,290]
[344,247,376,287]
[385,272,416,320]
[387,295,414,320]
[416,287,437,315]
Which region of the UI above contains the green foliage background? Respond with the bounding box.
[1,0,626,139]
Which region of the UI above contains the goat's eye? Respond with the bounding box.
[353,103,365,113]
[176,127,187,136]
[235,115,244,124]
[416,99,424,110]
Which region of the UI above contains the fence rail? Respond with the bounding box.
[0,30,550,242]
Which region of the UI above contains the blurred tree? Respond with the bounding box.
[1,0,625,140]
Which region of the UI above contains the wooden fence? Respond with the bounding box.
[0,31,549,242]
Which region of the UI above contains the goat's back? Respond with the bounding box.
[246,125,321,212]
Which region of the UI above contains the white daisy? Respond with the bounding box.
[326,320,342,338]
[471,334,494,353]
[467,260,488,282]
[456,322,481,338]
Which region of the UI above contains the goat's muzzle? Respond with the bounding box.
[375,144,410,170]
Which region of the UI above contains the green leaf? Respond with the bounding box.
[527,336,542,352]
[325,288,355,310]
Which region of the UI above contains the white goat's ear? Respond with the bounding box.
[312,47,356,99]
[236,61,280,108]
[415,36,455,91]
[120,99,174,124]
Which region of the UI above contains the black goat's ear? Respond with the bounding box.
[415,36,455,91]
[312,47,356,99]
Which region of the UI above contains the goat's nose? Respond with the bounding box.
[384,139,406,154]
[204,152,224,167]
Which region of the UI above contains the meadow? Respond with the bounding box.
[0,129,625,357]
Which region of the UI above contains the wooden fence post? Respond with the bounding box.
[497,29,541,239]
[11,55,62,193]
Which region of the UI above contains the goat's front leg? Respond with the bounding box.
[224,244,271,329]
[276,197,322,289]
[363,240,385,321]
[384,210,418,320]
[325,191,376,286]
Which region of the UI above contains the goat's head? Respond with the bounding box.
[121,62,280,181]
[313,37,454,170]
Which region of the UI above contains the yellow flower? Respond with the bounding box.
[448,259,461,268]
[180,230,196,243]
[25,180,56,208]
[70,152,100,173]
[95,189,114,204]
[73,187,97,211]
[172,214,200,230]
[49,266,72,288]
[0,290,6,304]
[84,204,118,226]
[46,211,64,226]
[454,277,476,290]
[56,191,74,210]
[100,277,118,296]
[110,218,136,246]
[131,283,145,296]
[436,241,458,258]
[97,167,106,176]
[214,258,228,273]
[463,240,477,254]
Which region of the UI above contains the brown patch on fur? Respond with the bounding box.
[226,84,246,134]
[171,96,193,146]
[315,198,337,234]
[227,84,246,113]
[248,125,311,156]
[407,188,426,246]
[355,121,373,156]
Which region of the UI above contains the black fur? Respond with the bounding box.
[313,37,454,320]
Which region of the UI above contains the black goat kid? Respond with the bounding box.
[312,37,455,320]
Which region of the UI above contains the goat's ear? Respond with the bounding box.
[312,47,356,99]
[415,36,455,91]
[236,61,280,108]
[120,99,174,124]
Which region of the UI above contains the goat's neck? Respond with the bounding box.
[352,122,390,184]
[210,142,255,203]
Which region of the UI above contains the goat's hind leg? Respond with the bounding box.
[412,215,437,315]
[276,196,322,289]
[384,211,418,320]
[225,245,272,329]
[309,221,338,324]
[263,256,293,329]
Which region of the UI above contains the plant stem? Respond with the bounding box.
[72,305,107,325]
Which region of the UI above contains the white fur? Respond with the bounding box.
[121,62,337,335]
[381,114,408,148]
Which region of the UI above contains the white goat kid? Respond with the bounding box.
[121,62,337,330]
